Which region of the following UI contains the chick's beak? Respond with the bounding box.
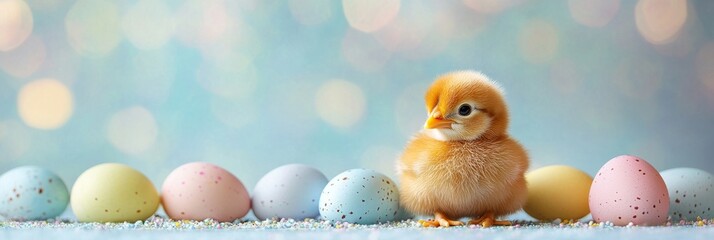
[424,116,454,129]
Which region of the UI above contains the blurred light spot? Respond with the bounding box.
[289,0,333,26]
[696,42,714,92]
[38,37,81,85]
[0,0,32,51]
[0,120,31,160]
[609,12,646,52]
[395,83,428,137]
[106,106,158,155]
[65,0,122,57]
[652,23,695,58]
[176,0,233,47]
[549,59,581,94]
[401,34,449,61]
[463,0,523,14]
[401,12,455,60]
[341,29,391,72]
[376,2,467,60]
[315,79,366,128]
[342,0,400,33]
[360,145,399,180]
[374,1,432,53]
[210,97,256,129]
[198,21,262,64]
[613,58,663,100]
[0,35,45,78]
[568,0,620,28]
[128,129,170,166]
[519,19,559,65]
[130,50,175,105]
[439,4,490,41]
[635,0,688,45]
[122,0,175,50]
[17,79,74,130]
[235,0,258,11]
[196,53,258,100]
[26,0,62,11]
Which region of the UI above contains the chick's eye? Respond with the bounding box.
[458,104,472,116]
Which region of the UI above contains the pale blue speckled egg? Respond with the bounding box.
[660,168,714,220]
[0,166,69,220]
[319,169,399,224]
[252,164,328,220]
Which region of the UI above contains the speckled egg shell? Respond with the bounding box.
[660,168,714,220]
[0,166,69,220]
[71,163,160,222]
[252,164,328,220]
[161,162,250,222]
[589,155,669,226]
[319,169,399,224]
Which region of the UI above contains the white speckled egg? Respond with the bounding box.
[319,169,399,224]
[252,164,328,220]
[589,155,669,226]
[660,168,714,220]
[71,163,160,222]
[161,162,250,222]
[0,166,69,220]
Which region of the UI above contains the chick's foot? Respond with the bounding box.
[419,211,463,227]
[468,212,511,227]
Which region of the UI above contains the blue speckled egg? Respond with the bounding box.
[252,164,328,220]
[319,169,399,224]
[660,168,714,220]
[0,166,69,220]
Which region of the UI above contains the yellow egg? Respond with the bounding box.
[524,165,592,221]
[71,163,159,222]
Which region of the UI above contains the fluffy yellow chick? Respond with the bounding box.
[396,71,529,227]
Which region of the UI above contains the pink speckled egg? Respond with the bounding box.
[589,155,669,226]
[161,162,250,222]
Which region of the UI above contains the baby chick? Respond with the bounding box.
[396,71,529,227]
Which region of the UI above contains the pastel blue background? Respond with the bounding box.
[1,0,713,219]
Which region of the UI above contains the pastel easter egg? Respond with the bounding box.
[524,165,592,221]
[660,168,714,220]
[252,164,328,220]
[0,166,69,220]
[319,169,399,224]
[71,163,160,222]
[589,155,669,226]
[161,162,250,222]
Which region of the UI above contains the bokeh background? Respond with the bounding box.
[1,0,714,219]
